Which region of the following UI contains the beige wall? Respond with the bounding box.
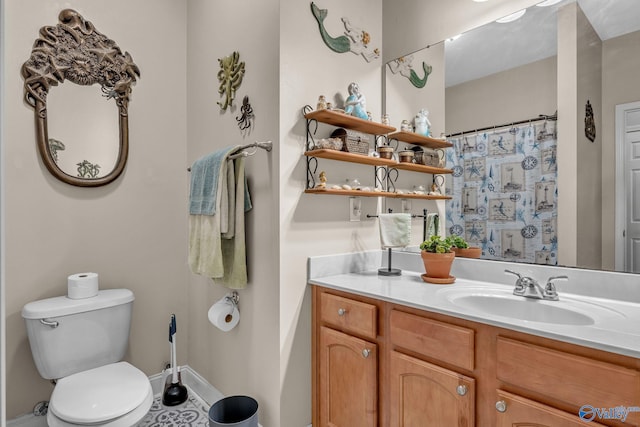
[601,30,640,270]
[557,2,603,269]
[445,56,557,134]
[280,0,382,425]
[557,2,579,267]
[4,0,188,418]
[575,5,602,269]
[185,1,280,426]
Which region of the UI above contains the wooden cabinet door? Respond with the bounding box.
[319,326,377,427]
[496,390,607,427]
[390,351,475,427]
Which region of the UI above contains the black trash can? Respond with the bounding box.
[208,395,259,427]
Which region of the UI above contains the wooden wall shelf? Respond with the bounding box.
[304,149,396,167]
[394,162,453,175]
[304,109,396,135]
[388,131,453,149]
[304,188,451,200]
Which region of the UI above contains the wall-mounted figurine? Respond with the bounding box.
[414,109,431,137]
[235,95,254,134]
[388,54,433,89]
[310,2,380,63]
[217,51,245,111]
[344,82,368,120]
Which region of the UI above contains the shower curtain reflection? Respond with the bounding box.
[445,118,558,265]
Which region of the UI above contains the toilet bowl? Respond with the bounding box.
[46,362,153,427]
[22,289,152,427]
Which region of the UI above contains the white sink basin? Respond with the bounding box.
[439,287,625,326]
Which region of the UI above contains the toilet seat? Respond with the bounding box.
[47,362,153,427]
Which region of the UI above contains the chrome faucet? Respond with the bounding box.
[542,275,569,301]
[504,270,568,301]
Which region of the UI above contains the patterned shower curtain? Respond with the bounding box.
[445,119,558,265]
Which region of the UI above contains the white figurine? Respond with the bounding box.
[414,109,431,137]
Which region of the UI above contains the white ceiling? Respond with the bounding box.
[445,0,640,87]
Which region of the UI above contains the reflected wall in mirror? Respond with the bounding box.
[386,0,640,273]
[21,9,140,187]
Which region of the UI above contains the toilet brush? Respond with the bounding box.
[162,314,188,406]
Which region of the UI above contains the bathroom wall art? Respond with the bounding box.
[21,8,140,187]
[236,95,255,135]
[310,2,380,62]
[387,54,433,89]
[446,119,558,265]
[217,51,245,111]
[585,100,596,142]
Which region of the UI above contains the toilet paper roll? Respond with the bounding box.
[67,272,99,299]
[207,299,240,332]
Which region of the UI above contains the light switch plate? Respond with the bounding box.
[350,197,361,221]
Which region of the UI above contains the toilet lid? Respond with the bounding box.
[50,362,151,424]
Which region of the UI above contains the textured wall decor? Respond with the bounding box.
[21,9,140,187]
[585,100,596,142]
[446,119,558,265]
[216,51,245,111]
[387,54,432,88]
[236,95,255,135]
[310,2,380,62]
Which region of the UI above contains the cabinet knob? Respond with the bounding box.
[456,385,467,396]
[337,308,346,316]
[495,400,507,413]
[362,349,371,358]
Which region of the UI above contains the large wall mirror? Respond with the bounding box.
[386,0,640,274]
[21,9,140,187]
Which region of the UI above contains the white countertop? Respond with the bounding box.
[308,251,640,359]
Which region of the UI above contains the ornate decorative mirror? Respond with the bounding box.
[21,9,140,187]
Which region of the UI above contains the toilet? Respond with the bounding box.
[22,289,153,426]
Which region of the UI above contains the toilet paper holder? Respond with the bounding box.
[224,291,239,309]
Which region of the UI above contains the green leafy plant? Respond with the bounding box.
[419,235,453,253]
[446,235,469,249]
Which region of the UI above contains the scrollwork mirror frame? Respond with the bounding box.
[21,9,140,187]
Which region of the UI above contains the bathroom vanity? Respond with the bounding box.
[308,252,640,427]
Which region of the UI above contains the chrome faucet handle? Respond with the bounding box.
[544,276,568,301]
[504,269,522,279]
[505,270,545,298]
[505,269,526,294]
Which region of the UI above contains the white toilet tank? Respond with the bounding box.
[22,289,135,380]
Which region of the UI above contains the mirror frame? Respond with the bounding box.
[21,9,140,187]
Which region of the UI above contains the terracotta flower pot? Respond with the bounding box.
[420,251,455,279]
[452,247,482,258]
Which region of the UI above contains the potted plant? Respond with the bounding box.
[446,235,482,259]
[419,235,455,280]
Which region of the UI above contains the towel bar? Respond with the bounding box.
[188,141,272,171]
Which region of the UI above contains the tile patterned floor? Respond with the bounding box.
[136,387,210,427]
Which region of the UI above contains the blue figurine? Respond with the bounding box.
[344,82,369,120]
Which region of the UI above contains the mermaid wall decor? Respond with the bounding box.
[388,54,433,89]
[310,2,380,63]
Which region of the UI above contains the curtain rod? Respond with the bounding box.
[445,112,557,138]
